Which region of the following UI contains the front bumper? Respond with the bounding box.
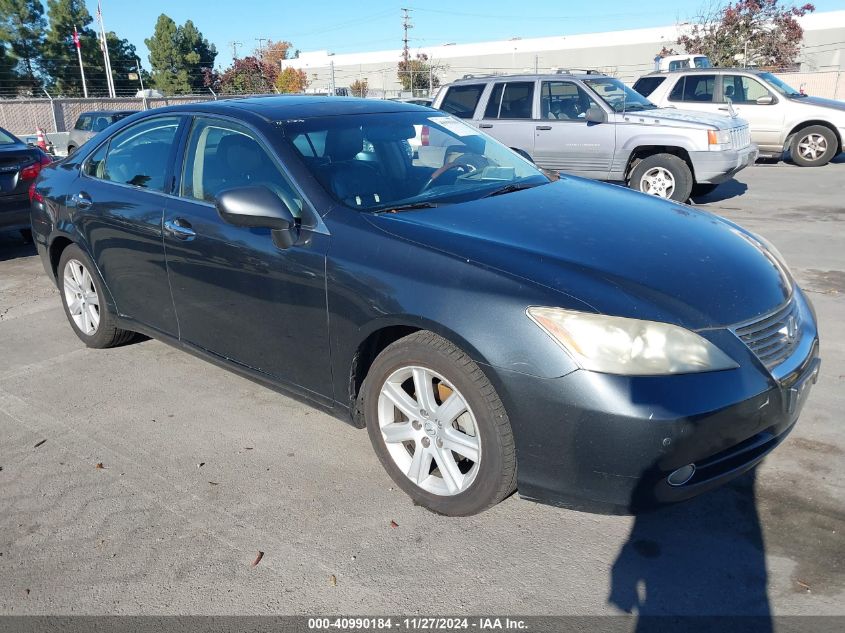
[489,293,819,514]
[690,144,759,184]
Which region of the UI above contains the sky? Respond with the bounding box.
[86,0,845,70]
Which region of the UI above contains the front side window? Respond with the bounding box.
[90,116,180,191]
[541,81,598,120]
[439,84,485,119]
[723,75,771,104]
[483,81,534,119]
[285,111,547,212]
[180,117,303,215]
[584,77,657,112]
[669,75,715,102]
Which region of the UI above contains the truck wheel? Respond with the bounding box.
[629,154,693,202]
[791,125,837,167]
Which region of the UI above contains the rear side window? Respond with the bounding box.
[669,75,715,102]
[439,84,484,119]
[74,116,92,131]
[492,82,534,119]
[87,116,181,192]
[633,76,666,98]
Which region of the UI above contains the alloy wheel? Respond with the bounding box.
[377,365,481,496]
[640,166,676,198]
[63,259,100,335]
[797,133,828,161]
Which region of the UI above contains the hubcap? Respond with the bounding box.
[377,366,481,496]
[63,259,100,335]
[797,133,828,161]
[640,166,676,198]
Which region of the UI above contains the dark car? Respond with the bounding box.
[66,110,139,155]
[30,97,820,516]
[1,126,51,240]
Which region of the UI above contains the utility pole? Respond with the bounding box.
[72,25,88,98]
[534,54,539,74]
[330,59,336,96]
[136,57,144,92]
[401,8,412,64]
[229,41,242,61]
[255,37,268,57]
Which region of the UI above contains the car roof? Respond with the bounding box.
[78,110,139,117]
[445,73,607,86]
[156,95,430,121]
[639,67,765,77]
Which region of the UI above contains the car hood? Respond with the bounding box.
[795,95,845,116]
[617,107,746,130]
[365,177,791,330]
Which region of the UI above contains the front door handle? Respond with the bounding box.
[479,123,494,129]
[535,125,552,130]
[164,218,196,240]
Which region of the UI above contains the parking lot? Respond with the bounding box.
[1,158,843,617]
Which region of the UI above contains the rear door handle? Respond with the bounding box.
[164,218,196,240]
[535,125,552,130]
[74,192,92,209]
[479,123,494,129]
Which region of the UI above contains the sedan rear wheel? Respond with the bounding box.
[362,331,516,515]
[58,244,136,348]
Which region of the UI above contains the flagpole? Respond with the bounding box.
[73,26,88,98]
[97,2,116,98]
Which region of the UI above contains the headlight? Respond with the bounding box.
[527,307,738,375]
[707,129,732,151]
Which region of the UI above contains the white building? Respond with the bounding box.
[281,10,845,96]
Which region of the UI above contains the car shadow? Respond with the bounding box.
[608,470,772,632]
[691,178,748,205]
[0,230,36,261]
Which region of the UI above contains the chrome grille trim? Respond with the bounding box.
[732,299,801,370]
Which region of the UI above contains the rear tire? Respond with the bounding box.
[791,125,837,167]
[57,244,136,348]
[361,331,516,516]
[629,153,693,202]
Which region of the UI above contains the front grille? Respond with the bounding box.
[730,126,751,150]
[734,299,801,370]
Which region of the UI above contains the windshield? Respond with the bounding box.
[583,77,658,112]
[0,128,16,144]
[283,111,548,212]
[759,72,803,97]
[694,56,711,68]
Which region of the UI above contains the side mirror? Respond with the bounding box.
[216,185,298,248]
[756,95,775,105]
[585,106,607,124]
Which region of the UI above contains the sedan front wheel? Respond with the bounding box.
[362,331,517,516]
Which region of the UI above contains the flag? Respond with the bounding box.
[72,26,81,50]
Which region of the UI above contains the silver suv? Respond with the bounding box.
[635,68,845,167]
[67,110,138,155]
[433,73,757,201]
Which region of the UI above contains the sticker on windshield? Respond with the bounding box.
[428,116,480,136]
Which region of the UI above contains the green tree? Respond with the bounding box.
[0,0,46,94]
[397,53,443,94]
[145,14,216,95]
[678,1,815,69]
[0,40,19,96]
[41,0,94,95]
[220,56,277,94]
[275,66,307,93]
[349,78,368,98]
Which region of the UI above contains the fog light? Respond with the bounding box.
[667,464,696,486]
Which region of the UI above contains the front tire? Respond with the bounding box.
[791,125,837,167]
[58,244,135,348]
[362,331,517,516]
[629,154,693,202]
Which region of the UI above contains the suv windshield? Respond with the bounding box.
[283,111,548,212]
[584,77,658,112]
[759,72,804,97]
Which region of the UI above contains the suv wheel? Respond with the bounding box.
[629,154,693,202]
[361,331,517,516]
[791,126,837,167]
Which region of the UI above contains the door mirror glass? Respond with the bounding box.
[756,95,775,105]
[216,185,297,232]
[585,106,607,124]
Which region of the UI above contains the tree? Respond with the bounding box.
[397,53,442,94]
[220,56,277,94]
[145,14,216,95]
[0,0,46,94]
[0,40,19,97]
[258,39,292,70]
[275,66,307,93]
[41,0,102,96]
[349,78,368,98]
[678,0,815,69]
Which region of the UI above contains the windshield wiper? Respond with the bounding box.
[373,201,441,213]
[481,182,542,198]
